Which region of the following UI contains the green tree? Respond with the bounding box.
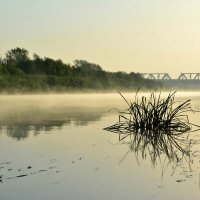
[0,64,2,72]
[3,47,29,66]
[73,60,102,72]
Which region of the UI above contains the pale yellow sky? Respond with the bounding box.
[1,0,200,76]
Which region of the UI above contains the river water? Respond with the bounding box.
[0,93,200,200]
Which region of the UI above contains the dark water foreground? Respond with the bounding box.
[0,93,200,200]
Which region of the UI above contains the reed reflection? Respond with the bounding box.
[121,130,195,167]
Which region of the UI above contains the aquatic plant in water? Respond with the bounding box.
[104,91,200,165]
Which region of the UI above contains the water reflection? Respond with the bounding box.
[0,109,104,140]
[0,94,125,140]
[104,92,200,170]
[115,129,200,173]
[3,126,31,140]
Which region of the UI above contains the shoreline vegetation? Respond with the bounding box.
[0,47,200,94]
[0,47,161,93]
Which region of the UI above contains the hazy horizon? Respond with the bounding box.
[1,0,200,76]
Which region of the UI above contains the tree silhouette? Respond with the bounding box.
[3,47,29,66]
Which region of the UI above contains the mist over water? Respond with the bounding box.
[0,94,115,139]
[0,92,200,139]
[0,93,119,124]
[0,92,200,200]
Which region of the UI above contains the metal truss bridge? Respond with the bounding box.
[140,73,200,80]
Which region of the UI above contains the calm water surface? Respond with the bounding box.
[0,93,200,200]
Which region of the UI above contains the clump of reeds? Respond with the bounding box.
[104,91,200,164]
[105,91,192,135]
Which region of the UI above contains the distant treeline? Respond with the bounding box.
[0,47,160,92]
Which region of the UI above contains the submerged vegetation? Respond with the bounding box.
[104,91,200,165]
[0,47,160,93]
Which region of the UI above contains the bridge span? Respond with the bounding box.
[140,73,200,80]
